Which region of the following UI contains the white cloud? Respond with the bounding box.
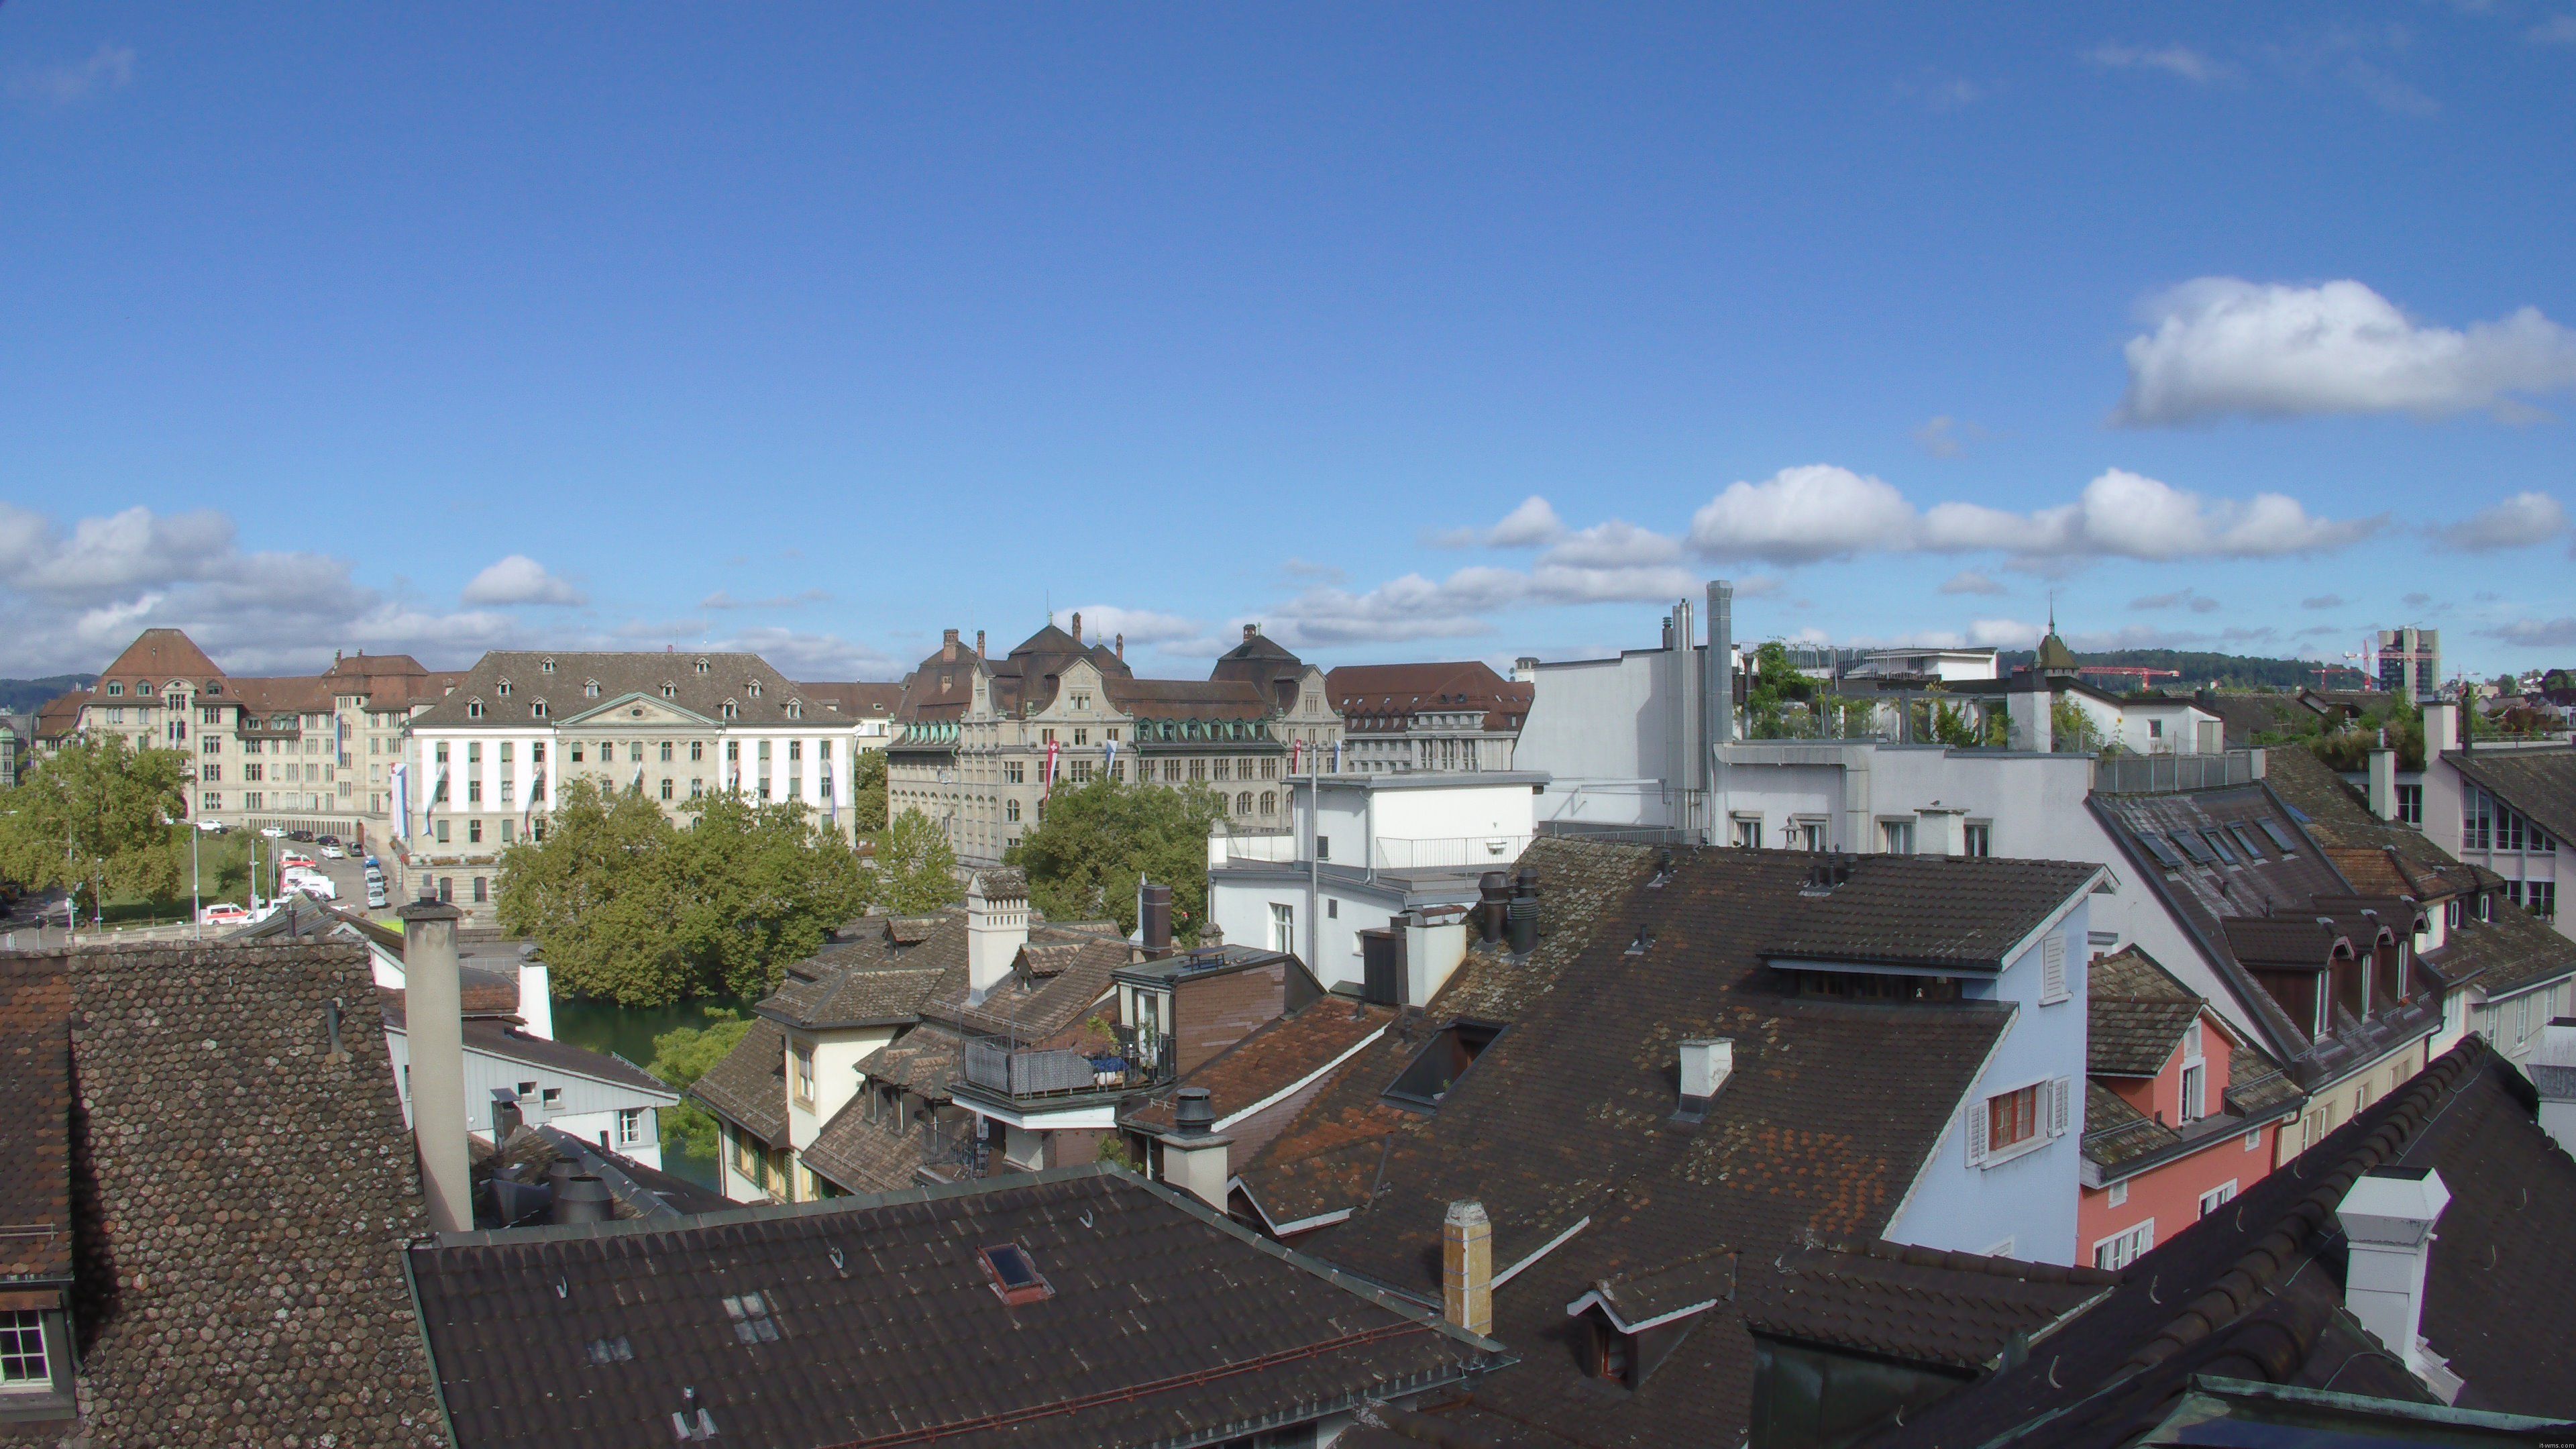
[706,627,900,681]
[1430,495,1564,549]
[1939,570,2008,596]
[702,588,831,610]
[1688,466,1919,563]
[9,44,133,107]
[1913,416,1986,458]
[2129,588,2224,614]
[2114,278,2576,425]
[2432,492,2569,551]
[1540,520,1684,569]
[1067,605,1205,648]
[2088,42,2235,83]
[462,555,587,607]
[2483,617,2576,648]
[1969,619,2045,648]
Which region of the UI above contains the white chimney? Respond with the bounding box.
[517,951,554,1040]
[2367,739,2398,822]
[1160,1087,1231,1210]
[1916,806,1968,857]
[398,894,474,1233]
[1679,1038,1734,1111]
[2008,683,2054,753]
[967,868,1030,1004]
[1443,1200,1493,1336]
[2337,1167,2453,1393]
[2424,700,2459,757]
[1401,907,1468,1006]
[2532,1018,2576,1158]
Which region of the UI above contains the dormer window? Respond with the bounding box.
[107,682,124,697]
[532,700,549,719]
[661,682,677,699]
[496,679,512,698]
[541,657,556,673]
[786,700,803,719]
[694,657,710,675]
[467,699,485,719]
[1385,1021,1503,1110]
[585,680,601,698]
[722,701,739,720]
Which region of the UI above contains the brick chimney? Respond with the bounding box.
[399,892,472,1232]
[1071,612,1082,643]
[967,869,1030,1004]
[1116,633,1124,660]
[975,629,985,657]
[1242,623,1258,642]
[2337,1167,2454,1389]
[942,629,960,663]
[1443,1200,1493,1335]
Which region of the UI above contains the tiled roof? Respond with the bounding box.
[0,958,72,1284]
[2191,691,2323,748]
[34,690,89,737]
[1576,1247,1739,1332]
[2449,747,2576,853]
[2440,902,2576,1001]
[407,1166,1510,1449]
[2081,1079,2178,1171]
[690,1016,788,1145]
[1326,661,1534,733]
[1740,1241,2113,1372]
[1759,855,2102,970]
[1122,998,1397,1142]
[2219,1060,2302,1121]
[853,1024,965,1100]
[2087,947,2204,1077]
[802,1092,936,1193]
[95,627,223,690]
[1882,1034,2576,1446]
[2262,747,2478,896]
[50,941,446,1446]
[1244,838,2091,1447]
[794,681,904,716]
[410,650,820,729]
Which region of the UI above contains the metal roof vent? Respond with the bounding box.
[1173,1086,1216,1136]
[1624,926,1656,957]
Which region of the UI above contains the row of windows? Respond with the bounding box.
[2465,785,2560,854]
[1725,814,1994,857]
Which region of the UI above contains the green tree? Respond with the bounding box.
[2050,696,2106,755]
[647,1008,755,1161]
[1929,699,1983,748]
[848,748,889,833]
[0,737,192,916]
[496,779,871,1005]
[1745,641,1821,739]
[873,808,963,914]
[1005,777,1224,942]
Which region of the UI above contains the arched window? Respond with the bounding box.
[584,680,601,698]
[1236,792,1252,814]
[1260,791,1277,814]
[496,679,511,697]
[722,701,739,720]
[466,699,484,719]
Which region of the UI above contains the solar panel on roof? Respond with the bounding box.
[2259,820,2300,853]
[2141,833,2186,869]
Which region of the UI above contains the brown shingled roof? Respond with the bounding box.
[96,627,223,690]
[1741,1240,2114,1373]
[2088,947,2207,1077]
[0,958,72,1286]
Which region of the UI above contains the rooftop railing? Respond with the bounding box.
[2092,749,2264,796]
[1372,833,1534,870]
[959,1032,1171,1101]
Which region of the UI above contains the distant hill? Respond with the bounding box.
[1993,649,2363,692]
[0,674,95,714]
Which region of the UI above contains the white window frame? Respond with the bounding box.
[1966,1075,2070,1170]
[0,1308,52,1389]
[1731,815,1764,849]
[2038,934,2070,1006]
[2198,1181,2238,1218]
[616,1108,647,1147]
[1270,903,1294,955]
[2106,1180,2128,1208]
[2094,1220,2154,1271]
[2180,1062,2205,1123]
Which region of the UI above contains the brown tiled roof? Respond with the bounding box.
[853,1024,965,1100]
[2088,947,2204,1077]
[52,941,446,1446]
[2191,690,2323,748]
[0,958,72,1284]
[2080,1079,2178,1170]
[1245,838,2092,1447]
[407,1167,1510,1449]
[2218,1059,2302,1120]
[34,690,89,739]
[1759,855,2102,970]
[95,627,223,690]
[227,674,338,716]
[1740,1241,2114,1372]
[1576,1247,1739,1332]
[796,680,904,716]
[690,1016,788,1145]
[1885,1034,2576,1445]
[2262,747,2479,896]
[1101,676,1275,721]
[2441,902,2576,1002]
[802,1093,935,1193]
[410,649,821,729]
[2217,915,2357,969]
[1328,661,1535,734]
[1123,998,1397,1141]
[2447,747,2576,855]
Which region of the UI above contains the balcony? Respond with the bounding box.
[959,1030,1173,1103]
[1372,834,1532,870]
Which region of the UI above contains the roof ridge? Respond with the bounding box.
[2120,1034,2491,1373]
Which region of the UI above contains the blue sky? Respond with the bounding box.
[3,4,2573,682]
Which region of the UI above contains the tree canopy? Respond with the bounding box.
[874,809,963,914]
[848,748,889,834]
[496,780,873,1005]
[0,737,192,910]
[1005,777,1224,943]
[647,1008,754,1161]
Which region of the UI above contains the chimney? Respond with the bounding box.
[2532,1018,2576,1157]
[1678,1038,1734,1114]
[1916,805,1967,857]
[490,1087,524,1140]
[975,629,985,657]
[2337,1167,2453,1383]
[966,869,1031,1004]
[1140,882,1173,959]
[398,893,473,1233]
[1401,905,1468,1006]
[2424,700,2459,757]
[1443,1200,1494,1336]
[1242,623,1258,642]
[552,1173,613,1225]
[942,629,960,663]
[1161,1087,1232,1210]
[2365,737,2398,821]
[1513,656,1539,684]
[1071,611,1082,643]
[1116,632,1124,659]
[1477,872,1510,945]
[2009,679,2054,753]
[518,949,554,1040]
[1505,870,1541,954]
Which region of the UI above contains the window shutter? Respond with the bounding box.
[2049,1077,2072,1138]
[2040,935,2068,1006]
[1966,1099,1990,1166]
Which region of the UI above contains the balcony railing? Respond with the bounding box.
[960,1031,1173,1101]
[1373,834,1533,870]
[2092,749,2263,796]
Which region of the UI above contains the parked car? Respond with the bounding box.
[289,877,337,901]
[366,884,390,908]
[363,855,380,870]
[317,835,339,847]
[287,829,315,843]
[321,845,345,859]
[195,819,227,834]
[260,826,286,839]
[281,853,316,871]
[198,902,251,926]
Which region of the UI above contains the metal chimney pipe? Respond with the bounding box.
[1505,870,1540,955]
[1476,872,1509,945]
[1140,882,1174,959]
[552,1174,614,1225]
[398,892,472,1232]
[1708,580,1734,747]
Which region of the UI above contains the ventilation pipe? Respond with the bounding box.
[2336,1167,2454,1393]
[1505,870,1541,955]
[2368,732,2398,821]
[552,1173,613,1225]
[517,947,554,1040]
[1475,873,1510,946]
[398,892,472,1233]
[1443,1200,1494,1336]
[1161,1087,1232,1210]
[1140,881,1173,960]
[490,1087,525,1140]
[1707,580,1733,748]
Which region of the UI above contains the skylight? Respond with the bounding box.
[2202,830,2239,865]
[722,1291,780,1343]
[2171,831,2218,866]
[2141,834,2186,870]
[979,1244,1054,1305]
[1385,1020,1503,1109]
[2259,820,2300,854]
[2226,824,2266,861]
